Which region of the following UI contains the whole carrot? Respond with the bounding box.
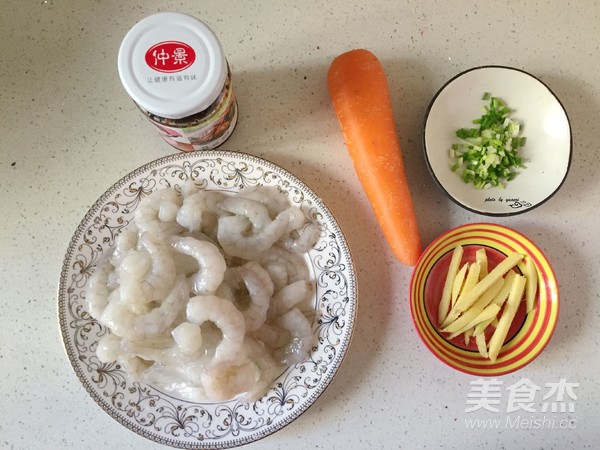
[327,49,422,265]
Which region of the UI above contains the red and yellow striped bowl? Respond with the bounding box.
[409,223,559,376]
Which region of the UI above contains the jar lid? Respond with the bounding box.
[118,12,227,119]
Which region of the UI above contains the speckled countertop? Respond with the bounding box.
[1,1,598,449]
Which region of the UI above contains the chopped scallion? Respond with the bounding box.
[448,93,526,189]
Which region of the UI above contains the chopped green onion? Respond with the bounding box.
[448,93,526,189]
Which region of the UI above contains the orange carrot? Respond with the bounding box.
[327,49,422,265]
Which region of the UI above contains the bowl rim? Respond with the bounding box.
[422,65,573,217]
[409,222,560,376]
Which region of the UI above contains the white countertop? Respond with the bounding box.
[1,1,598,448]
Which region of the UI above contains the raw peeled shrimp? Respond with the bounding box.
[261,263,288,291]
[118,354,152,380]
[239,337,281,402]
[99,275,189,341]
[170,236,226,294]
[110,224,138,267]
[280,221,321,254]
[259,246,310,290]
[219,196,272,230]
[171,321,204,355]
[282,205,306,230]
[176,190,226,233]
[90,183,320,403]
[87,252,115,319]
[135,187,183,236]
[116,232,177,311]
[253,307,312,365]
[116,251,153,312]
[268,279,314,319]
[138,232,177,300]
[275,205,320,254]
[138,361,205,399]
[260,191,320,252]
[214,272,237,302]
[274,308,312,365]
[95,333,122,363]
[117,336,199,376]
[234,261,275,331]
[119,338,175,365]
[237,185,290,218]
[180,179,199,197]
[253,322,289,350]
[217,209,291,260]
[186,294,246,362]
[200,358,261,402]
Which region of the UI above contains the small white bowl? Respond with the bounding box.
[423,66,572,216]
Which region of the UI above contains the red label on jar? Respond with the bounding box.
[145,41,196,73]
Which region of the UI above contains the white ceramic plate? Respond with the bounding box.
[423,66,572,216]
[58,150,356,448]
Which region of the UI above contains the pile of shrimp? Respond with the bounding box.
[87,182,320,403]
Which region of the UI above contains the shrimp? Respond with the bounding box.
[138,232,177,299]
[180,179,200,197]
[133,340,214,396]
[258,246,310,290]
[90,184,322,403]
[218,196,272,229]
[237,185,290,218]
[110,224,138,267]
[234,261,275,331]
[269,280,314,319]
[171,321,203,355]
[176,189,226,233]
[120,337,177,365]
[253,322,289,351]
[275,205,320,254]
[96,333,122,363]
[138,361,202,397]
[282,205,306,230]
[119,355,153,381]
[116,250,153,312]
[200,359,261,402]
[233,188,318,253]
[240,337,282,402]
[100,275,189,341]
[217,209,291,260]
[261,262,288,291]
[116,232,177,311]
[280,221,321,254]
[186,294,246,362]
[170,236,226,294]
[87,252,115,319]
[135,187,183,236]
[274,308,312,366]
[214,271,237,302]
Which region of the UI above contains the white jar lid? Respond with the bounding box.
[118,12,227,119]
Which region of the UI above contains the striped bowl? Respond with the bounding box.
[409,223,559,376]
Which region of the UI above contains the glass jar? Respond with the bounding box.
[118,12,238,152]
